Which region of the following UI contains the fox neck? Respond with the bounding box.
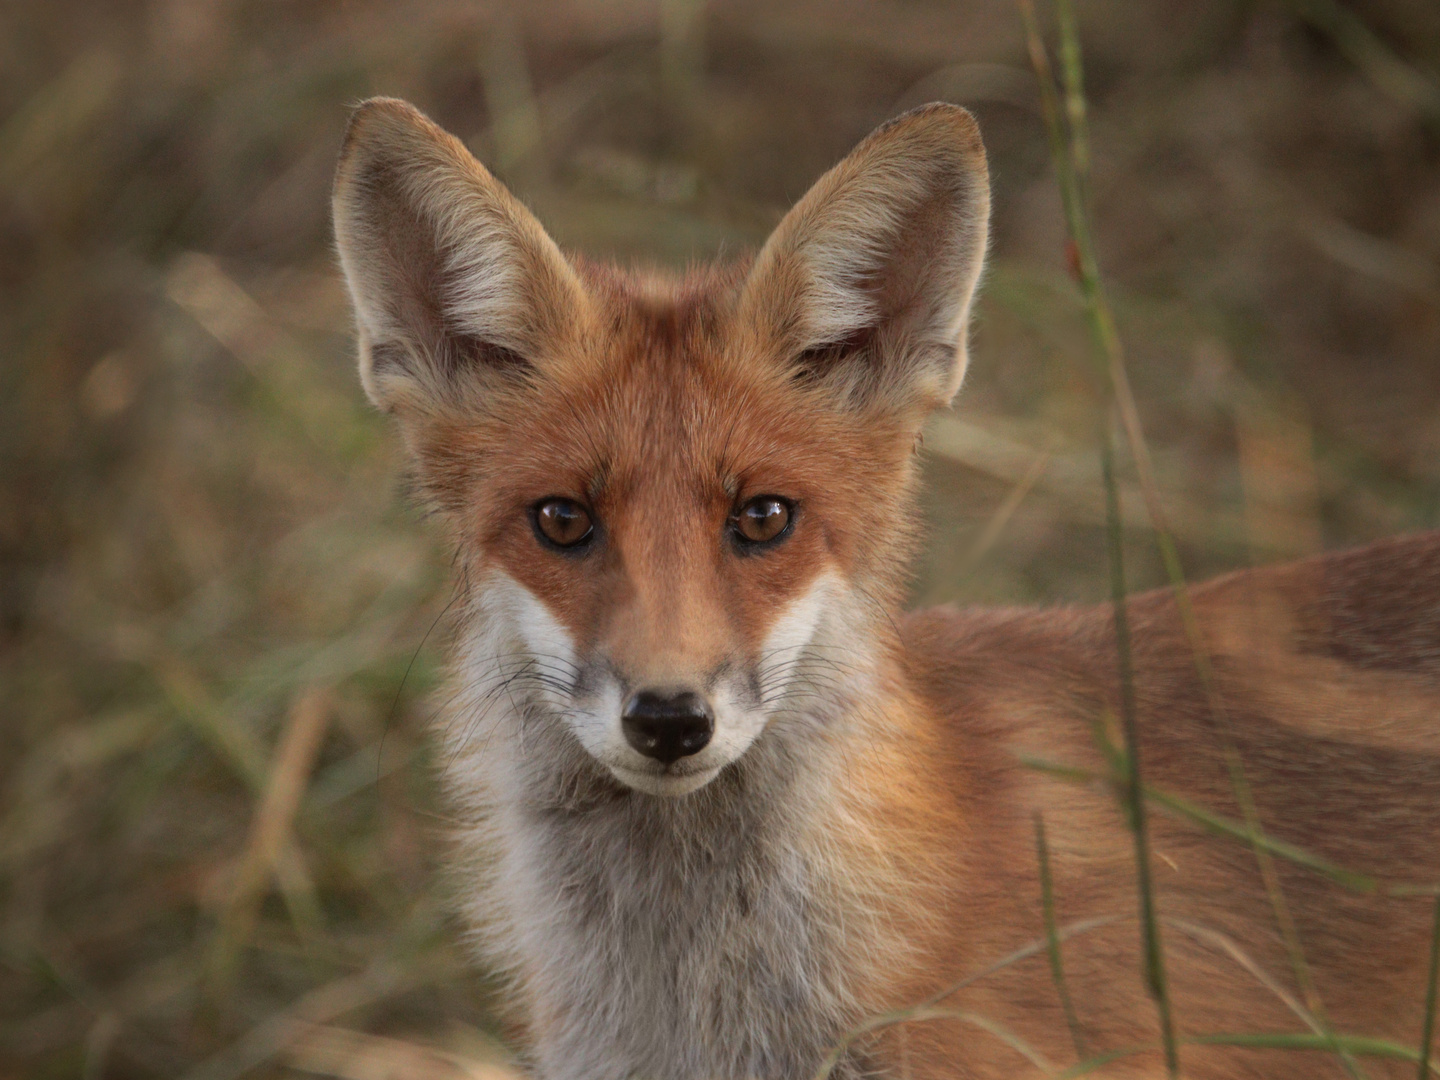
[445,598,946,1080]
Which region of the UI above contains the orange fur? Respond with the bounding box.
[334,98,1440,1079]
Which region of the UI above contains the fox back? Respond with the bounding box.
[333,98,1440,1079]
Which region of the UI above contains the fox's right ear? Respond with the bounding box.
[332,98,589,413]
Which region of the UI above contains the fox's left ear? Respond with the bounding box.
[737,103,989,413]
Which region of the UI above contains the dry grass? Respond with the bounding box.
[3,0,1439,1076]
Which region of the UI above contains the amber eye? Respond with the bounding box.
[534,498,594,549]
[732,496,793,547]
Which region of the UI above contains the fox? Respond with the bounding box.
[331,97,1440,1080]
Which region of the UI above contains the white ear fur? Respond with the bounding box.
[332,98,588,412]
[738,103,990,411]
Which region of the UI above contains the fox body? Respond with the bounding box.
[333,98,1440,1079]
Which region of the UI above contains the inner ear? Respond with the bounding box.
[738,103,990,414]
[333,97,590,413]
[790,189,959,383]
[357,159,529,382]
[792,326,876,385]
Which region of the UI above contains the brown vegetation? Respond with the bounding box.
[2,0,1438,1076]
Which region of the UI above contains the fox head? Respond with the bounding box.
[333,99,988,797]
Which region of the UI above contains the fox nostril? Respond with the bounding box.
[621,689,714,765]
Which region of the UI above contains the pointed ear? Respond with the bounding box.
[332,98,589,413]
[737,103,989,413]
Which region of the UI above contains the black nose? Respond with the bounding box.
[621,689,713,765]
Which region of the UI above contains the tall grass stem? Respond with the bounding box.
[1101,428,1179,1076]
[1020,3,1368,1074]
[1035,814,1088,1060]
[1420,892,1440,1079]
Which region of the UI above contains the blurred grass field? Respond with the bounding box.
[2,0,1439,1076]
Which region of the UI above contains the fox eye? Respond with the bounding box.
[732,496,793,547]
[534,498,594,550]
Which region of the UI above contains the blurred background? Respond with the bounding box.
[2,0,1438,1076]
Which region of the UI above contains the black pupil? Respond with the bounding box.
[740,499,788,542]
[540,501,590,545]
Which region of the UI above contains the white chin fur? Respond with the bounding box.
[605,762,723,797]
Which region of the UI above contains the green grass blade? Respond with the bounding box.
[1023,2,1368,1075]
[1055,0,1089,185]
[1192,1032,1436,1066]
[1102,429,1179,1077]
[1283,0,1440,124]
[1421,892,1440,1079]
[812,916,1125,1078]
[1035,814,1088,1060]
[1143,788,1376,893]
[812,1005,1055,1078]
[1019,756,1378,893]
[1054,1033,1440,1079]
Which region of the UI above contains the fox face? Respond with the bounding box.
[333,99,988,796]
[446,331,902,796]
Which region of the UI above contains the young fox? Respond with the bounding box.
[333,98,1440,1079]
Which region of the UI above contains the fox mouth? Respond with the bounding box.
[605,758,724,797]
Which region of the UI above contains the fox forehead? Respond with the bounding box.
[503,280,899,489]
